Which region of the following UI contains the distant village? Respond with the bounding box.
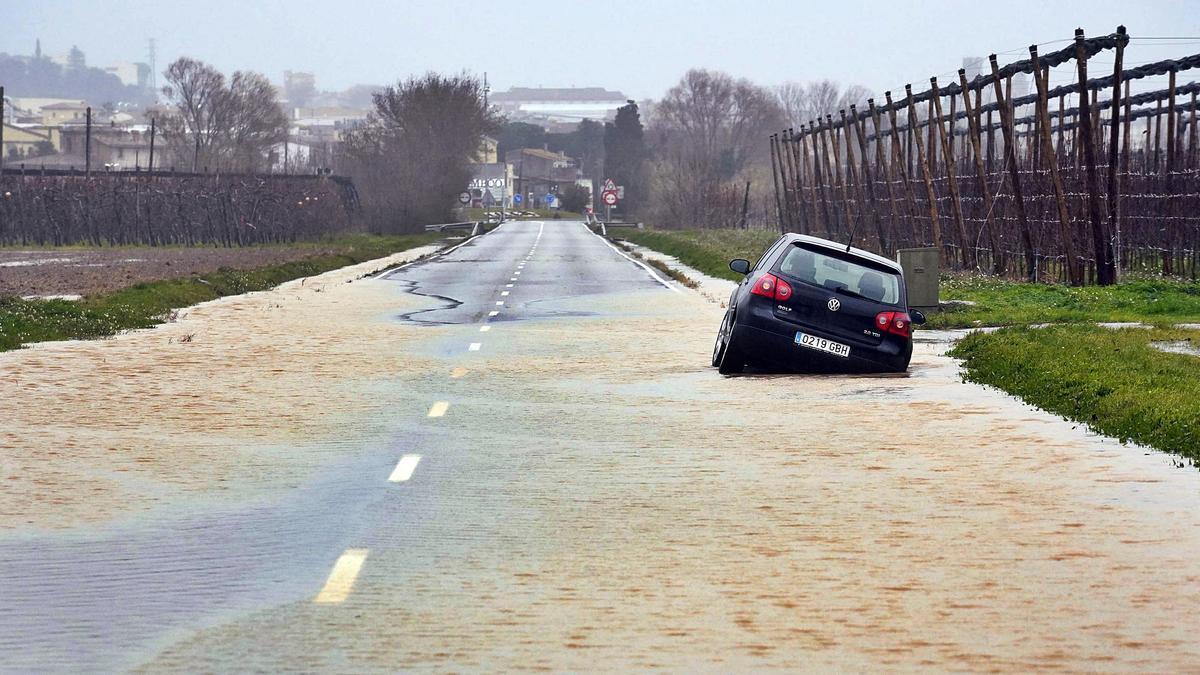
[1,41,631,211]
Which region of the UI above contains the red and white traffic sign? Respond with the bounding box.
[601,178,617,193]
[601,190,619,206]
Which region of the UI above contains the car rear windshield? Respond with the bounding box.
[776,243,902,305]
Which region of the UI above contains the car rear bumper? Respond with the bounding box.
[732,308,912,373]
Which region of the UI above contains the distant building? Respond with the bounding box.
[101,62,151,89]
[491,87,627,129]
[40,101,90,125]
[504,147,582,207]
[47,125,158,170]
[2,124,58,160]
[8,98,87,125]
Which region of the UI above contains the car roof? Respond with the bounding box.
[781,234,903,273]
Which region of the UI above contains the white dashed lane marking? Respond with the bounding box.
[496,301,504,306]
[501,291,509,297]
[480,326,491,332]
[469,342,481,351]
[488,310,499,317]
[314,549,369,604]
[388,454,422,483]
[428,401,449,417]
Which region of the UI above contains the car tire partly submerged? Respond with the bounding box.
[711,312,731,367]
[717,322,746,375]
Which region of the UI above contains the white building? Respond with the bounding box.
[491,87,628,128]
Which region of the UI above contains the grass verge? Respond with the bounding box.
[615,228,780,282]
[930,275,1200,328]
[0,232,445,352]
[950,325,1200,462]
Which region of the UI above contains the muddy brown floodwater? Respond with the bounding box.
[4,229,1200,671]
[0,245,445,529]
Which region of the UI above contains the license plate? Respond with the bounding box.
[794,332,850,358]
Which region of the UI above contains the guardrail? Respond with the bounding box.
[424,221,483,236]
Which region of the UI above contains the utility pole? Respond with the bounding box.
[0,86,5,175]
[85,106,92,177]
[148,117,156,174]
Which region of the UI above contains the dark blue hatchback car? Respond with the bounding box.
[712,234,926,374]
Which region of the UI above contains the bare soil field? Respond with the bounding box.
[0,246,351,298]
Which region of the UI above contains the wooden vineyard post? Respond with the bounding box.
[906,85,945,263]
[868,100,903,254]
[826,115,852,237]
[959,68,1004,274]
[1030,45,1082,286]
[810,121,833,237]
[769,134,787,232]
[885,92,920,247]
[780,130,799,231]
[930,77,973,268]
[848,106,887,252]
[1106,26,1127,280]
[989,54,1036,280]
[1072,29,1115,285]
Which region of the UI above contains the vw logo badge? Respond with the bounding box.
[827,298,841,312]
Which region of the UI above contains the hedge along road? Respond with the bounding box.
[2,220,1199,671]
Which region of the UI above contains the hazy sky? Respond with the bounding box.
[2,0,1197,100]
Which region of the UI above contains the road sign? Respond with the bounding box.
[458,191,471,205]
[601,178,617,193]
[601,190,618,206]
[513,193,523,204]
[616,186,625,199]
[544,193,557,207]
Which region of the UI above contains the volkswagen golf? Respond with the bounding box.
[712,234,926,374]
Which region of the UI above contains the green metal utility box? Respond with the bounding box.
[896,247,939,310]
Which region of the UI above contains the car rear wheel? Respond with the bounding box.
[711,312,731,367]
[717,317,746,375]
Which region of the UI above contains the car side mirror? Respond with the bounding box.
[910,309,927,325]
[729,259,751,275]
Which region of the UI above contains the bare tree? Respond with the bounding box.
[160,58,226,171]
[651,69,785,227]
[159,58,287,173]
[223,71,289,172]
[775,80,874,128]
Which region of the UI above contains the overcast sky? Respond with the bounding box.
[2,0,1197,100]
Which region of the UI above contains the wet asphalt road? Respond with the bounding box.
[0,220,674,671]
[4,220,1200,671]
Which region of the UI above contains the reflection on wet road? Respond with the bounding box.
[3,221,1200,671]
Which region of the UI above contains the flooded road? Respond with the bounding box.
[3,221,1200,671]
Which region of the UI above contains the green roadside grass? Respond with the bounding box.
[951,325,1200,462]
[615,228,780,282]
[929,275,1200,328]
[0,232,444,352]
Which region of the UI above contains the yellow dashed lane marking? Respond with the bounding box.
[314,549,368,604]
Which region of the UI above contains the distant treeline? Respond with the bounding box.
[0,52,152,106]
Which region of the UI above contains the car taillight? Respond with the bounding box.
[751,273,792,301]
[875,311,912,339]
